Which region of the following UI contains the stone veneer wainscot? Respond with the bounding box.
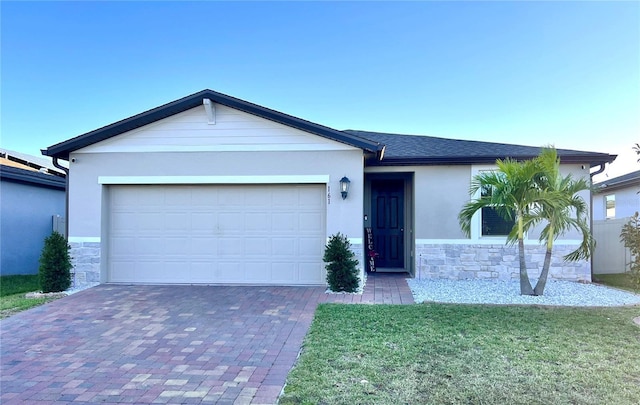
[69,241,101,287]
[415,243,590,282]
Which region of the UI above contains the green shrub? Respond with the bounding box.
[323,233,360,292]
[38,232,72,293]
[620,212,640,289]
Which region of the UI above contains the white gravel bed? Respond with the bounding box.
[407,278,640,307]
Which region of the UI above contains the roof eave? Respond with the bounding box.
[0,166,67,190]
[366,154,617,167]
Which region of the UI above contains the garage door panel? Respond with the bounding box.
[165,189,192,205]
[299,237,323,256]
[298,187,325,206]
[190,237,217,254]
[272,239,296,256]
[162,238,191,255]
[136,238,164,255]
[218,212,244,231]
[245,213,271,231]
[299,262,324,283]
[218,189,244,206]
[163,213,189,231]
[299,213,323,231]
[218,237,243,256]
[108,184,326,285]
[219,262,242,281]
[191,213,216,230]
[111,212,137,233]
[272,262,296,282]
[189,262,216,282]
[244,238,271,256]
[272,213,297,232]
[110,238,136,255]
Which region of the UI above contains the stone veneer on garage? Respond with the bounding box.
[415,243,590,282]
[69,241,101,287]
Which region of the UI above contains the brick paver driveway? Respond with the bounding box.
[0,274,413,404]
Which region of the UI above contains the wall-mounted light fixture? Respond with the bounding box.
[339,176,351,200]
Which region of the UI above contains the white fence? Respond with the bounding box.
[593,218,631,274]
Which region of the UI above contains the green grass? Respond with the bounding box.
[0,275,61,319]
[281,304,640,405]
[0,274,41,297]
[594,273,639,293]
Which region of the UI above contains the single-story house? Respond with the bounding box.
[42,89,616,287]
[1,150,66,276]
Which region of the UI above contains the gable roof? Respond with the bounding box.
[594,169,640,193]
[42,89,384,160]
[346,130,616,167]
[41,89,616,168]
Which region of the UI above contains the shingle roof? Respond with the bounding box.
[0,165,66,190]
[345,130,616,167]
[594,169,640,192]
[42,89,383,160]
[41,89,616,168]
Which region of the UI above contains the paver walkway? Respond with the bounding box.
[0,272,413,404]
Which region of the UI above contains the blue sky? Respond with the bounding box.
[2,1,638,180]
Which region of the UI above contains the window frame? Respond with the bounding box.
[470,165,517,240]
[605,194,615,219]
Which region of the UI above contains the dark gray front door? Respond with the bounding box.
[372,179,404,268]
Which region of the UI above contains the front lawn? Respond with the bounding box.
[0,275,61,319]
[281,304,640,405]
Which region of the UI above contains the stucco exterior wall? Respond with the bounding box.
[366,162,593,281]
[0,180,65,275]
[67,149,365,285]
[593,186,640,221]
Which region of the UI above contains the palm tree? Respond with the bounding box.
[529,148,593,295]
[459,158,542,295]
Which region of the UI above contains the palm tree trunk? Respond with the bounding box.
[534,247,552,296]
[518,238,534,295]
[534,231,554,296]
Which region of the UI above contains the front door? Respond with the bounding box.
[372,179,404,269]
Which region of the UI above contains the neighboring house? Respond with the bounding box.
[592,170,640,274]
[593,170,640,220]
[41,89,615,287]
[0,150,66,276]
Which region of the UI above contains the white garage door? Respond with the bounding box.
[107,184,326,285]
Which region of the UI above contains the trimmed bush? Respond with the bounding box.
[323,233,360,292]
[38,232,72,293]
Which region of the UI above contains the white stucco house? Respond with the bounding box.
[42,89,616,287]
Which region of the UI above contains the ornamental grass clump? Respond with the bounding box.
[38,231,72,293]
[324,233,360,292]
[620,212,640,289]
